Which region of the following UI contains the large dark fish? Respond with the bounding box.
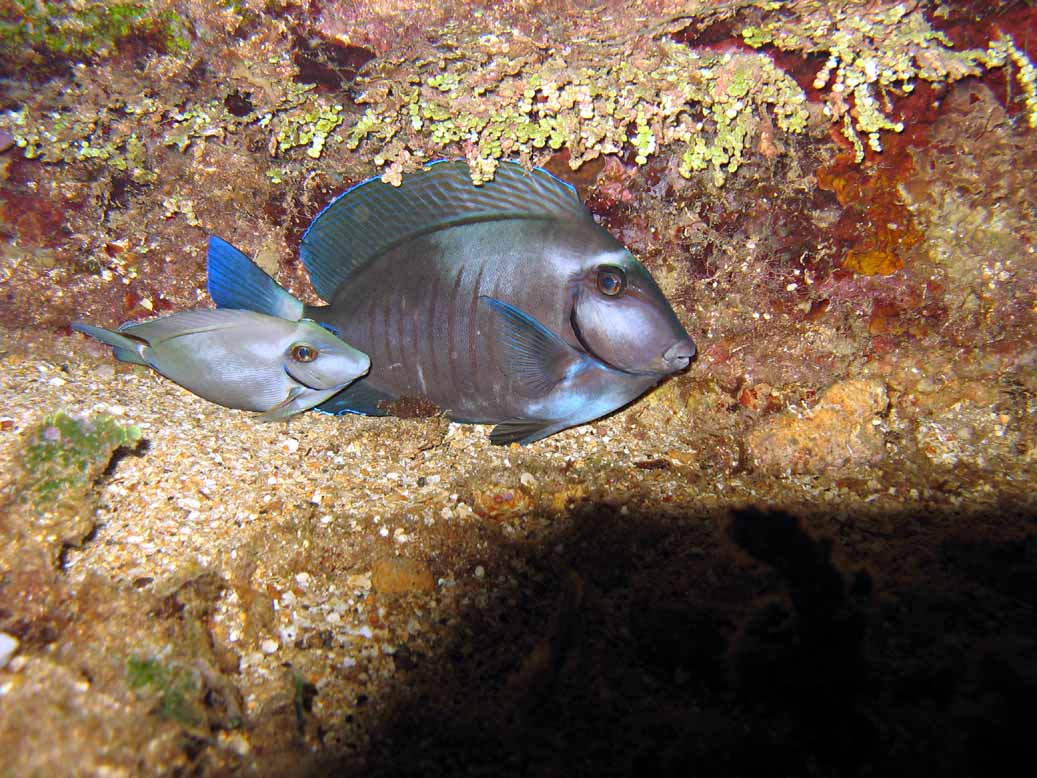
[211,161,695,443]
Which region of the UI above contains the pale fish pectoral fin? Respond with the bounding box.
[71,322,148,365]
[207,236,305,318]
[478,295,584,398]
[489,419,566,446]
[256,385,342,423]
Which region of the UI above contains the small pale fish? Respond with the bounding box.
[209,160,695,443]
[72,308,370,422]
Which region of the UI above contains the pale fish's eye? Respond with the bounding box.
[596,265,626,297]
[290,343,319,362]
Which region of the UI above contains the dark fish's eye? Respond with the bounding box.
[596,266,626,297]
[290,344,318,362]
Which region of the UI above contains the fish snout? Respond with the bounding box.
[662,338,696,371]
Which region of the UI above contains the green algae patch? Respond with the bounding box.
[19,412,141,511]
[0,1,192,63]
[336,2,1037,185]
[126,656,204,727]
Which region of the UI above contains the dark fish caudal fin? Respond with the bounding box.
[206,236,304,320]
[71,322,147,365]
[479,296,583,397]
[299,160,591,300]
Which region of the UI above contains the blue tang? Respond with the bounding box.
[209,160,695,443]
[72,304,370,422]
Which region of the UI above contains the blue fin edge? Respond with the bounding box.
[207,236,305,318]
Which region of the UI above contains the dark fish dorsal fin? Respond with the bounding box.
[207,236,303,321]
[479,295,584,398]
[300,160,589,301]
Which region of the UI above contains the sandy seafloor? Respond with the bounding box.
[2,314,1036,776]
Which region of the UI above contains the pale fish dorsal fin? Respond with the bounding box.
[117,309,269,345]
[299,160,590,301]
[207,236,304,320]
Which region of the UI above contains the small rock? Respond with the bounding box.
[0,632,18,668]
[472,485,535,520]
[94,364,116,380]
[347,572,372,590]
[218,731,252,757]
[748,378,889,474]
[260,639,279,654]
[371,557,434,593]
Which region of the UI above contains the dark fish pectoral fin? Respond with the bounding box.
[489,419,564,446]
[314,380,395,417]
[207,236,305,318]
[479,296,583,398]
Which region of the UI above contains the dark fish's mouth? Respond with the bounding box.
[662,338,696,372]
[630,340,696,377]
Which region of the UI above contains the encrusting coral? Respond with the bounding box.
[337,0,1037,182]
[2,1,1034,187]
[740,1,1037,160]
[346,30,811,185]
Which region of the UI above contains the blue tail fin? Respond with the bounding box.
[206,236,304,321]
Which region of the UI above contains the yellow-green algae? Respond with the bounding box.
[344,1,1037,182]
[2,1,1035,187]
[126,656,203,726]
[348,34,810,186]
[740,1,1037,160]
[0,0,191,61]
[4,73,347,184]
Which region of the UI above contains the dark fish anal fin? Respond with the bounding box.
[479,295,583,398]
[489,419,562,446]
[314,380,395,417]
